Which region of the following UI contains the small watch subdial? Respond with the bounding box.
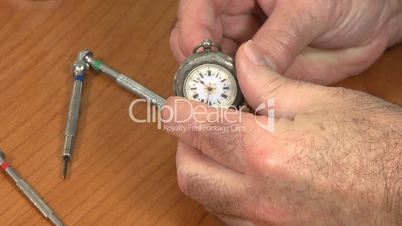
[183,64,238,108]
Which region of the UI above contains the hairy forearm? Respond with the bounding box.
[387,112,402,226]
[394,132,402,225]
[389,143,402,226]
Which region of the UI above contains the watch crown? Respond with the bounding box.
[201,39,213,50]
[193,39,222,54]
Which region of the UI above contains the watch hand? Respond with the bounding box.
[198,79,206,86]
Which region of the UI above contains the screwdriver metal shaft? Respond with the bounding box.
[63,60,88,178]
[79,49,166,108]
[0,149,64,226]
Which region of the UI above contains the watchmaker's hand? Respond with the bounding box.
[163,42,402,226]
[170,0,402,84]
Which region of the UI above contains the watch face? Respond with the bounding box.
[183,64,238,108]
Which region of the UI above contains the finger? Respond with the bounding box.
[176,141,248,216]
[284,34,389,84]
[163,97,290,174]
[170,27,186,62]
[252,1,326,73]
[177,0,256,56]
[388,13,402,47]
[171,23,238,62]
[221,36,238,58]
[221,14,262,44]
[236,40,332,118]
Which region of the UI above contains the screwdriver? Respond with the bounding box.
[0,149,64,226]
[78,49,166,108]
[62,59,88,179]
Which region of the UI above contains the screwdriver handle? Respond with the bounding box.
[116,74,166,108]
[12,172,64,226]
[63,67,85,159]
[0,151,65,226]
[84,55,166,108]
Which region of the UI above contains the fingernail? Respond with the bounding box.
[244,40,275,69]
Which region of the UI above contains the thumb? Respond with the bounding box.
[236,40,330,118]
[252,2,325,73]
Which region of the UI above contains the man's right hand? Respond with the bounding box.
[170,0,402,84]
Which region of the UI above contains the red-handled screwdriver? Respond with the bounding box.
[0,149,64,226]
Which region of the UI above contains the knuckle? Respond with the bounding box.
[206,121,247,163]
[189,116,246,157]
[177,171,212,203]
[176,169,206,197]
[240,131,272,171]
[244,147,275,174]
[242,132,290,175]
[209,123,239,151]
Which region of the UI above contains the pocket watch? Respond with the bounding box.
[174,39,244,108]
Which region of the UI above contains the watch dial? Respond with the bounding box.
[183,64,238,108]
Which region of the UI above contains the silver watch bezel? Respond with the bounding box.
[174,51,244,108]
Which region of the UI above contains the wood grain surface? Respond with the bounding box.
[0,0,400,225]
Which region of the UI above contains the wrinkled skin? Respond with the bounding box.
[170,0,402,84]
[166,0,402,225]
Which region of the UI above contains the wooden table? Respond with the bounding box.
[0,0,400,225]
